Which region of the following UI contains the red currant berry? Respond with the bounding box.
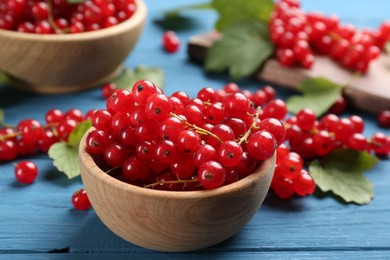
[217,140,243,168]
[145,93,172,121]
[131,80,162,105]
[72,189,91,210]
[163,31,180,53]
[122,156,149,181]
[224,93,250,118]
[104,143,131,167]
[279,152,303,180]
[177,130,202,153]
[86,130,110,154]
[258,118,286,146]
[102,83,117,99]
[170,154,196,179]
[14,161,38,184]
[377,110,390,128]
[296,108,316,131]
[198,161,226,190]
[106,89,134,113]
[348,133,369,151]
[0,140,18,161]
[273,178,294,199]
[193,144,218,168]
[45,109,63,124]
[247,130,276,161]
[293,170,316,196]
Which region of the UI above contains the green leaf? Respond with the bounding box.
[309,149,379,205]
[155,3,213,31]
[0,71,8,84]
[48,120,92,179]
[113,66,164,90]
[205,20,274,80]
[286,77,343,116]
[68,120,92,147]
[212,0,274,31]
[48,142,80,179]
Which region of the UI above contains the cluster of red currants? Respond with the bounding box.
[271,144,316,199]
[87,80,288,191]
[269,0,390,73]
[0,108,94,210]
[0,0,136,34]
[0,108,95,163]
[284,108,390,159]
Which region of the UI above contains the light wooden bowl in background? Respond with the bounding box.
[0,0,147,94]
[79,129,275,252]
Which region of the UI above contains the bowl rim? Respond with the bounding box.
[0,0,147,42]
[79,127,276,200]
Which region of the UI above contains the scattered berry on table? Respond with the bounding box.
[72,189,91,210]
[162,31,180,53]
[14,161,38,184]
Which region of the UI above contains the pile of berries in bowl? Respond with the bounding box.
[0,0,146,93]
[79,80,285,251]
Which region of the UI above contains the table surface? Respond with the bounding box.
[1,1,390,259]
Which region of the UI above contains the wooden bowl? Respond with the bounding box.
[79,129,276,252]
[0,0,147,94]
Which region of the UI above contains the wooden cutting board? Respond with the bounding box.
[187,31,390,114]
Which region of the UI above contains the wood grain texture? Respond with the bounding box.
[79,129,275,252]
[0,0,147,94]
[188,31,390,114]
[1,1,390,259]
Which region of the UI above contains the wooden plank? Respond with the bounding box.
[188,31,390,114]
[2,252,390,260]
[1,158,390,253]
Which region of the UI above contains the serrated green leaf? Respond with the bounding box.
[113,66,164,90]
[48,142,80,179]
[212,0,274,31]
[309,149,379,205]
[286,77,343,116]
[48,120,92,179]
[205,20,274,80]
[0,71,8,84]
[68,120,92,147]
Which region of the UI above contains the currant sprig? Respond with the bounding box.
[270,0,389,73]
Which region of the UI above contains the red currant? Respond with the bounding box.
[14,161,38,184]
[72,189,91,210]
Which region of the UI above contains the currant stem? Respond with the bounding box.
[105,166,122,175]
[144,178,199,189]
[170,112,223,143]
[45,0,66,34]
[0,122,60,142]
[238,106,262,145]
[0,131,20,142]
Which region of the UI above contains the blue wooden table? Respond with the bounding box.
[1,1,390,259]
